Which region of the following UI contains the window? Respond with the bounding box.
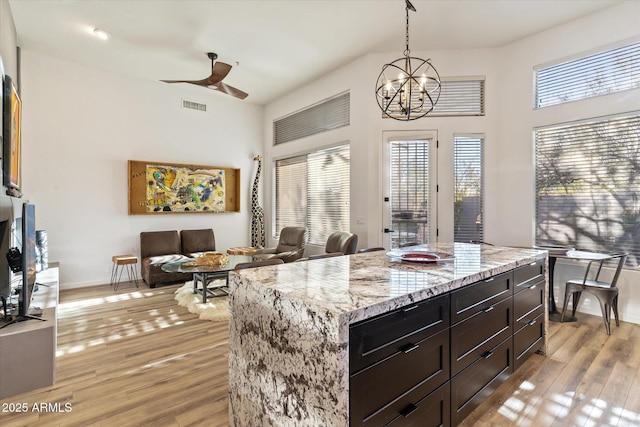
[454,135,484,242]
[274,92,350,145]
[535,113,640,266]
[275,144,350,245]
[535,41,640,108]
[431,77,485,116]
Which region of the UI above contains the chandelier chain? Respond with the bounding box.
[404,5,410,57]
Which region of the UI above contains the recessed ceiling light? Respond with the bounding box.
[93,28,111,40]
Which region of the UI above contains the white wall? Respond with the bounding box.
[263,2,640,323]
[21,51,264,288]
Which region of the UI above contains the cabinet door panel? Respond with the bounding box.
[384,382,450,427]
[514,282,544,333]
[514,312,544,370]
[451,337,513,426]
[350,294,449,373]
[451,272,512,324]
[451,296,513,376]
[350,329,449,426]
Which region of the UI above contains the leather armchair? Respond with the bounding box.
[325,231,358,255]
[254,227,307,263]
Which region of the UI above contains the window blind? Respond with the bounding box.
[535,41,640,108]
[389,140,431,247]
[454,135,484,242]
[274,93,350,145]
[431,78,485,116]
[535,113,640,266]
[275,144,350,245]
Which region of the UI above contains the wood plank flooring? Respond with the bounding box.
[1,281,640,426]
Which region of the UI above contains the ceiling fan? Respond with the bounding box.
[161,52,248,100]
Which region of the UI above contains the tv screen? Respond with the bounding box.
[19,203,36,317]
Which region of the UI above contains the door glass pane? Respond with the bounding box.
[454,135,483,242]
[389,140,431,248]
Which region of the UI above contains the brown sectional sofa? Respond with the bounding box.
[140,229,216,288]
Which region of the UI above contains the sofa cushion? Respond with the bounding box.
[181,229,216,256]
[140,230,181,259]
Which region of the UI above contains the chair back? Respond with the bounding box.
[607,253,628,288]
[325,231,358,255]
[275,227,307,253]
[234,258,284,270]
[180,229,215,255]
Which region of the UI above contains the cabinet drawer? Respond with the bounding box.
[451,337,513,426]
[451,296,513,376]
[514,258,545,291]
[350,329,449,426]
[350,294,449,373]
[451,271,513,324]
[383,382,451,427]
[514,280,544,333]
[514,311,544,370]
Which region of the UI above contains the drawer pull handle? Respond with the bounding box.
[400,343,420,354]
[483,306,494,313]
[482,350,494,359]
[528,284,537,290]
[484,277,495,283]
[530,261,537,266]
[402,305,419,312]
[527,320,537,326]
[399,403,418,417]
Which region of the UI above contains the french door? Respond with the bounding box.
[382,131,438,249]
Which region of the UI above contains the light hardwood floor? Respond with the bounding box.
[1,281,640,427]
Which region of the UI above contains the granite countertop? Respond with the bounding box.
[231,242,546,325]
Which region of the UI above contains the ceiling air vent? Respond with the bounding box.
[182,99,207,112]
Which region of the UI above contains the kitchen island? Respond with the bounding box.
[228,243,547,426]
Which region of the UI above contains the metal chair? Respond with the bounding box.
[560,252,628,335]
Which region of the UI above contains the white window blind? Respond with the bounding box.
[431,78,485,116]
[454,135,484,242]
[389,140,431,247]
[275,144,350,245]
[535,113,640,266]
[535,41,640,108]
[274,93,350,145]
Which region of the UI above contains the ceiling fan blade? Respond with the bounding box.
[161,78,210,85]
[207,61,232,85]
[213,81,249,100]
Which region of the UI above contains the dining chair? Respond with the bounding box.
[560,252,628,335]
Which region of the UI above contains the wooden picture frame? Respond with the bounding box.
[3,75,22,197]
[128,160,240,214]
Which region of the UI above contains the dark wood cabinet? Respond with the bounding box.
[349,258,546,427]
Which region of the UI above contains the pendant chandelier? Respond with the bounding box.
[375,0,441,121]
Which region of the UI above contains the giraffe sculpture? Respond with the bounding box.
[251,155,266,248]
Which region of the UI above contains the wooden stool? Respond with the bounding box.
[111,254,139,291]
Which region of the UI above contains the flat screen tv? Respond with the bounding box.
[0,203,42,328]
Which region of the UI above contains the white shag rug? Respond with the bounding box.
[174,281,230,321]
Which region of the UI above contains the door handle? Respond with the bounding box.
[384,228,395,233]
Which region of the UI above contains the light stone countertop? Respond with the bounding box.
[228,242,547,426]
